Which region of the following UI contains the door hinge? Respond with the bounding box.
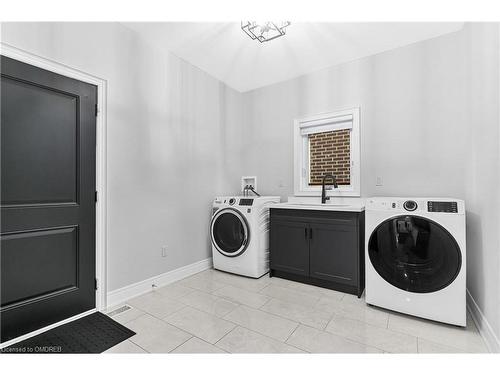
[95,191,98,203]
[95,104,98,117]
[95,278,98,290]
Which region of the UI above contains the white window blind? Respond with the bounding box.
[299,114,353,136]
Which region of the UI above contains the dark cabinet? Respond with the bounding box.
[309,222,358,285]
[270,208,365,297]
[270,220,309,276]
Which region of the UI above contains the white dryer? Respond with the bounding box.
[365,197,466,326]
[210,196,280,278]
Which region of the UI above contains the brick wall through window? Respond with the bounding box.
[308,129,351,185]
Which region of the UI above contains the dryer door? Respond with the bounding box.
[368,215,461,293]
[211,208,250,257]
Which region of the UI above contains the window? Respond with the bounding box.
[294,108,360,197]
[308,129,351,186]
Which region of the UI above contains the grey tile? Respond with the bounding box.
[178,290,239,317]
[104,339,147,353]
[325,314,418,353]
[417,338,467,353]
[224,305,299,342]
[154,282,195,300]
[216,326,304,353]
[211,270,271,292]
[107,305,145,325]
[179,271,228,293]
[387,312,488,353]
[315,296,390,328]
[164,306,236,344]
[342,292,365,305]
[213,285,271,309]
[260,298,333,330]
[314,295,343,313]
[259,284,320,308]
[270,277,345,301]
[125,314,192,353]
[127,292,185,319]
[287,324,383,353]
[172,337,227,353]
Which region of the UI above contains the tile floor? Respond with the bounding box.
[105,268,489,354]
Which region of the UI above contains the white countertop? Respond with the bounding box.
[273,197,365,212]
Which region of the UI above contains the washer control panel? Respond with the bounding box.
[366,197,464,214]
[213,196,259,208]
[239,198,254,206]
[427,201,458,213]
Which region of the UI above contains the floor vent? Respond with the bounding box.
[107,305,132,317]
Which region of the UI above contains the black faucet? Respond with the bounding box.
[321,174,339,204]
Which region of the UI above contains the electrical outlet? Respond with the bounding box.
[161,246,167,257]
[376,176,383,186]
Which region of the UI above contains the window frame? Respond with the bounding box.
[293,108,360,197]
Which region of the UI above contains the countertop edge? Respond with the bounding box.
[271,204,365,212]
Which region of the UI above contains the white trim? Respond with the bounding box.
[107,258,213,307]
[299,114,353,135]
[0,309,96,350]
[294,107,361,197]
[466,289,500,353]
[0,42,108,311]
[498,23,500,355]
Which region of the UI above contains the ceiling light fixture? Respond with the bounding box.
[241,21,291,43]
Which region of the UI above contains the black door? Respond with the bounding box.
[211,208,250,257]
[309,223,358,285]
[269,220,309,276]
[368,215,461,293]
[1,56,97,342]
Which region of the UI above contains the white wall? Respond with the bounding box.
[0,22,242,291]
[463,23,500,349]
[241,30,468,200]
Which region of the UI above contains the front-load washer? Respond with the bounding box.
[365,197,466,326]
[210,196,280,278]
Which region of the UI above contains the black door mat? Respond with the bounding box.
[1,312,135,354]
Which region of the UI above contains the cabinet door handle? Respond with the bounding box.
[305,227,308,239]
[309,227,313,240]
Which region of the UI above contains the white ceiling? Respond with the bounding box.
[123,22,464,92]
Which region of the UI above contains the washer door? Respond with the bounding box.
[368,215,461,293]
[210,208,250,257]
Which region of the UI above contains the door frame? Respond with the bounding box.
[0,42,108,345]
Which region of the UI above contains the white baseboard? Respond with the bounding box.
[466,289,500,353]
[106,257,213,308]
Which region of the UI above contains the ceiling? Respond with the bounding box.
[123,22,464,92]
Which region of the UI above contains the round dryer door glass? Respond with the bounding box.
[211,209,249,257]
[368,215,461,293]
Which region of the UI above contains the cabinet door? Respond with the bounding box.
[309,223,357,285]
[270,220,309,276]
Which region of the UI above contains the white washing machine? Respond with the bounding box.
[210,196,281,278]
[365,197,466,326]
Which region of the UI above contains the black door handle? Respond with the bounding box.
[305,227,308,239]
[309,227,313,240]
